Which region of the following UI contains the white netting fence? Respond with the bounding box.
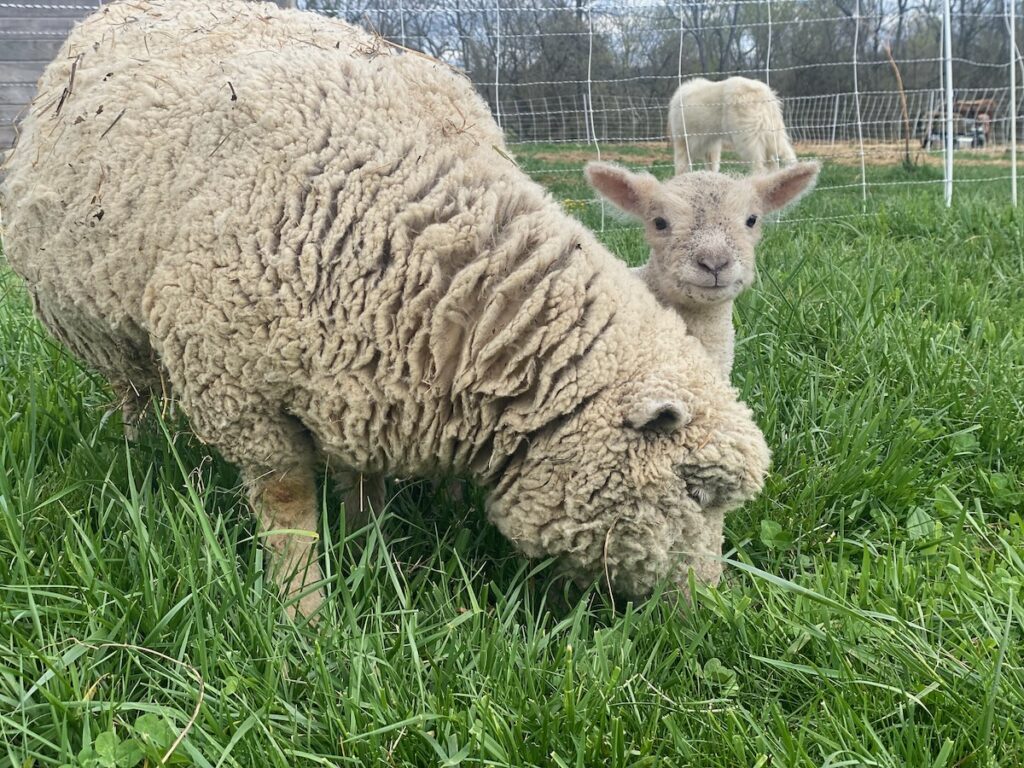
[301,0,1023,218]
[2,0,1021,218]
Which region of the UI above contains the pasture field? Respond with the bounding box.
[2,144,1023,767]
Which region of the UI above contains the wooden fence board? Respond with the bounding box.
[0,15,78,31]
[0,39,66,61]
[0,83,38,105]
[0,3,98,18]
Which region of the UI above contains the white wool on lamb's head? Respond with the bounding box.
[585,160,820,309]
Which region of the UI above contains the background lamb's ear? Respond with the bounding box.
[624,399,692,433]
[584,161,659,218]
[754,160,821,213]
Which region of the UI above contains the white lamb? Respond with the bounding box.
[2,0,771,617]
[586,161,820,378]
[668,77,798,175]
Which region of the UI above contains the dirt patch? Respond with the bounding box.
[518,145,671,168]
[514,140,1015,170]
[796,141,1014,168]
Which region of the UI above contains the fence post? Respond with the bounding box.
[493,0,502,131]
[1010,0,1018,207]
[819,96,826,143]
[830,94,840,144]
[852,0,867,206]
[943,0,954,206]
[925,90,935,149]
[677,0,685,85]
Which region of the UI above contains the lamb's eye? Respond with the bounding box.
[745,214,758,228]
[653,217,669,231]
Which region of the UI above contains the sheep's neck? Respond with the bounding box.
[635,264,735,379]
[677,300,735,380]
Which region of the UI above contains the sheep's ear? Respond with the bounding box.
[624,399,691,434]
[584,161,658,218]
[754,161,820,213]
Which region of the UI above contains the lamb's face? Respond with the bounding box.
[485,358,770,598]
[584,161,821,311]
[644,172,761,307]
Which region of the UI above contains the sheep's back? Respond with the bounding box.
[719,77,784,134]
[669,78,725,138]
[2,0,500,340]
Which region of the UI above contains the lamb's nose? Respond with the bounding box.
[697,254,732,276]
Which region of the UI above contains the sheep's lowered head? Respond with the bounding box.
[585,161,820,308]
[486,341,771,599]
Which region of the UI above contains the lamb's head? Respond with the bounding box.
[485,338,770,598]
[585,161,819,308]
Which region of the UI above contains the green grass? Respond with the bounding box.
[2,144,1024,767]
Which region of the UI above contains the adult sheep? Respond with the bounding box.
[669,77,797,175]
[1,0,770,617]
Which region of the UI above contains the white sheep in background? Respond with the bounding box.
[668,77,798,175]
[3,0,771,617]
[586,161,820,378]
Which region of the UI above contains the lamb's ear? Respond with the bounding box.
[585,161,659,218]
[624,399,692,434]
[753,161,820,213]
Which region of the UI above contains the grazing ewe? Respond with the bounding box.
[586,162,820,378]
[669,77,798,175]
[2,0,771,617]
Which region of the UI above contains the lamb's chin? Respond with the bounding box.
[678,282,744,305]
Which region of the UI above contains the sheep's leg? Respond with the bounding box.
[145,261,327,619]
[147,367,324,618]
[739,143,764,175]
[204,412,325,619]
[31,299,159,442]
[247,462,324,619]
[231,426,326,619]
[672,135,692,175]
[446,478,466,504]
[180,400,326,617]
[114,380,151,442]
[755,140,770,171]
[332,468,387,531]
[114,368,163,441]
[708,142,722,173]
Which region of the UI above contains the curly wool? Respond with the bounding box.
[2,0,770,597]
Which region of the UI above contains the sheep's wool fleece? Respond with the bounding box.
[2,0,770,595]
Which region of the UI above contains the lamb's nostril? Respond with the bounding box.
[697,256,732,276]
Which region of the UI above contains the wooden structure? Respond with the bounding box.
[1,0,292,152]
[1,2,93,151]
